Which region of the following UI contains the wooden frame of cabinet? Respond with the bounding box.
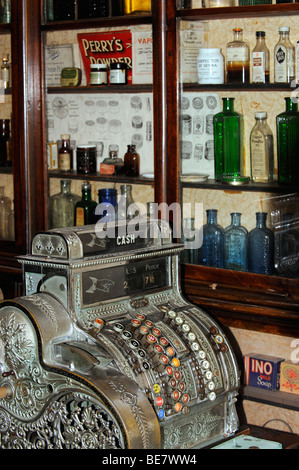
[165,0,299,338]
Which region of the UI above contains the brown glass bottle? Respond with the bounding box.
[58,134,73,172]
[226,28,250,84]
[124,144,140,177]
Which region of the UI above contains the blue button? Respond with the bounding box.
[158,409,165,419]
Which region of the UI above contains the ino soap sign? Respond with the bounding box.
[243,354,284,390]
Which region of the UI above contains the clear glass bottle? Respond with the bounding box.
[226,28,250,84]
[117,184,139,221]
[213,97,243,182]
[274,213,299,277]
[248,212,274,275]
[199,209,224,268]
[181,218,199,265]
[0,186,11,239]
[74,182,98,226]
[1,55,10,89]
[250,111,274,183]
[252,31,269,84]
[123,0,151,15]
[274,26,295,83]
[124,144,140,177]
[97,188,118,222]
[58,134,73,172]
[276,97,299,185]
[49,180,80,229]
[224,212,248,272]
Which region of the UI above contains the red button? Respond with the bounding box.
[178,381,185,392]
[136,314,146,321]
[156,396,164,407]
[172,390,181,401]
[160,337,168,346]
[160,355,168,365]
[166,366,173,376]
[154,344,163,354]
[140,326,149,335]
[145,320,153,329]
[174,370,181,380]
[166,347,175,357]
[152,327,161,337]
[147,334,157,344]
[169,378,177,388]
[132,319,141,328]
[182,394,190,404]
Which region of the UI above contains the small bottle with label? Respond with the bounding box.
[274,26,295,83]
[1,55,10,89]
[252,31,269,84]
[74,181,97,226]
[250,112,274,183]
[100,150,124,175]
[226,28,250,84]
[90,63,108,86]
[110,63,127,85]
[58,134,73,172]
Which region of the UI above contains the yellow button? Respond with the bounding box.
[172,357,180,368]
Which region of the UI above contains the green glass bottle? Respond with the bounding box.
[276,97,299,185]
[74,181,97,226]
[213,97,243,183]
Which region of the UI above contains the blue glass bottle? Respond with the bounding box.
[224,212,248,271]
[97,188,117,222]
[199,209,224,268]
[248,212,274,274]
[181,218,199,265]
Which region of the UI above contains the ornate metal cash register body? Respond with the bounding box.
[0,219,239,449]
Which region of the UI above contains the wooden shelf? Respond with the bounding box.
[241,385,299,412]
[48,170,154,186]
[47,84,153,94]
[180,178,299,193]
[41,14,152,31]
[182,83,298,92]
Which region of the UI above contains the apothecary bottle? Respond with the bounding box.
[124,144,140,177]
[74,182,98,226]
[213,98,243,182]
[250,112,274,183]
[181,218,199,265]
[252,31,269,84]
[276,97,299,185]
[49,179,80,229]
[248,212,274,275]
[274,27,295,83]
[0,119,10,167]
[274,213,299,277]
[226,28,250,84]
[97,188,117,222]
[224,212,248,272]
[0,186,11,239]
[117,184,139,221]
[0,1,10,24]
[199,209,224,268]
[58,134,72,172]
[1,55,10,89]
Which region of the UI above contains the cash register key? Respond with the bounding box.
[159,354,169,365]
[191,342,200,352]
[214,334,224,344]
[187,332,197,342]
[137,349,147,359]
[93,318,105,331]
[121,330,133,341]
[182,323,190,334]
[174,402,182,413]
[136,314,146,322]
[182,393,190,404]
[174,370,181,381]
[198,350,206,360]
[166,346,175,357]
[207,391,217,401]
[169,378,177,388]
[113,323,124,333]
[146,333,157,345]
[201,360,210,370]
[131,319,141,332]
[154,344,164,354]
[129,339,140,350]
[172,390,181,401]
[206,381,216,391]
[204,370,213,380]
[160,337,168,347]
[145,320,153,329]
[172,357,180,368]
[152,327,161,338]
[219,343,228,353]
[175,316,183,326]
[138,325,149,340]
[167,310,176,320]
[160,305,169,313]
[210,326,219,336]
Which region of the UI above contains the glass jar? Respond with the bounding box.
[124,144,140,177]
[248,212,274,275]
[76,145,97,174]
[197,48,224,85]
[226,28,250,84]
[117,184,139,221]
[250,112,274,183]
[110,62,127,85]
[48,180,80,229]
[224,212,248,272]
[199,209,224,268]
[90,64,108,85]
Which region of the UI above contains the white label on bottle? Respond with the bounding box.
[226,47,249,62]
[251,130,267,179]
[275,45,287,82]
[197,57,224,84]
[252,52,265,83]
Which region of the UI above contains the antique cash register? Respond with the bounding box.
[0,217,239,449]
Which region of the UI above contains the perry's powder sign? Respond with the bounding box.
[77,30,132,84]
